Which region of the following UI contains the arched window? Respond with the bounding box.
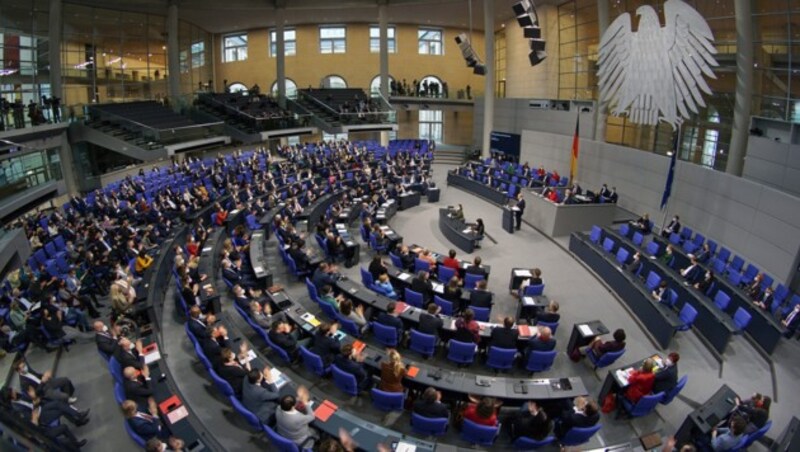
[321,75,347,89]
[271,78,298,98]
[227,82,248,94]
[369,75,395,97]
[419,75,443,97]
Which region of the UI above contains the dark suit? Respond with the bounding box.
[188,318,208,339]
[514,199,526,230]
[411,277,434,303]
[469,290,493,308]
[527,336,556,352]
[128,413,167,440]
[124,378,154,408]
[242,380,281,424]
[376,312,404,335]
[218,363,247,397]
[652,364,678,394]
[490,326,519,350]
[682,264,702,283]
[269,330,299,356]
[465,265,488,279]
[95,332,117,357]
[418,313,443,336]
[399,253,415,271]
[310,331,341,366]
[661,220,681,238]
[19,369,74,402]
[554,410,599,438]
[201,336,227,369]
[333,355,372,391]
[412,399,450,419]
[536,312,560,324]
[311,268,337,290]
[512,409,551,441]
[115,348,144,370]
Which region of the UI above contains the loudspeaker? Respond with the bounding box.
[454,33,486,76]
[512,0,531,16]
[529,39,546,52]
[523,26,542,39]
[512,1,547,67]
[517,14,534,28]
[528,50,547,66]
[473,65,486,75]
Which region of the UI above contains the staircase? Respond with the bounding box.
[432,146,466,165]
[289,96,342,133]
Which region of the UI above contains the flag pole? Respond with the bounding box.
[659,123,681,234]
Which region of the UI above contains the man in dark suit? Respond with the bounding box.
[465,256,488,280]
[311,263,339,290]
[122,399,169,441]
[527,326,556,353]
[15,360,76,403]
[375,302,404,337]
[754,287,774,311]
[536,300,561,324]
[398,245,415,272]
[490,317,519,349]
[412,387,450,419]
[418,303,443,337]
[217,348,248,398]
[511,401,551,441]
[93,320,118,357]
[513,192,525,230]
[187,306,213,339]
[268,320,304,360]
[652,352,680,394]
[201,325,230,369]
[123,366,154,409]
[661,215,681,238]
[310,322,341,366]
[554,397,600,438]
[4,387,88,449]
[288,242,311,272]
[333,344,373,392]
[242,369,282,425]
[469,280,493,308]
[410,270,434,305]
[115,337,144,371]
[680,256,702,283]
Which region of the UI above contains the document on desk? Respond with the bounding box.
[522,296,537,306]
[578,324,593,336]
[395,442,417,452]
[239,349,257,365]
[253,266,263,274]
[462,228,473,234]
[615,368,633,386]
[166,405,189,424]
[300,312,321,327]
[514,269,533,277]
[143,344,161,364]
[335,223,346,229]
[511,207,520,211]
[397,273,412,281]
[269,368,289,389]
[202,247,212,253]
[431,282,444,293]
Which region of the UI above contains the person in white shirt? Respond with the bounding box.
[275,386,317,447]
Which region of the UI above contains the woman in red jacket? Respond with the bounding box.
[463,395,501,426]
[624,358,657,404]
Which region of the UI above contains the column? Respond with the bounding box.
[481,0,495,156]
[378,1,389,99]
[726,0,753,176]
[275,7,286,108]
[166,1,181,106]
[593,0,609,142]
[49,0,63,111]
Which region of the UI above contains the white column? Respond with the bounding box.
[380,131,389,147]
[276,8,286,108]
[378,2,389,99]
[726,0,753,176]
[166,1,181,105]
[48,0,63,108]
[481,0,495,156]
[593,0,609,142]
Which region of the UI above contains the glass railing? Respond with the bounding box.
[197,92,313,132]
[0,148,63,204]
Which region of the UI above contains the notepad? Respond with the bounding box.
[159,395,182,415]
[521,296,537,306]
[166,405,189,424]
[513,269,533,277]
[518,325,532,337]
[578,324,593,336]
[352,340,366,354]
[314,400,339,422]
[407,366,420,378]
[398,273,412,281]
[300,312,321,327]
[395,302,409,313]
[143,343,161,364]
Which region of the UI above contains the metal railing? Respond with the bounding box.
[198,92,313,132]
[87,103,223,145]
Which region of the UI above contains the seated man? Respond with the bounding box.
[123,366,154,409]
[310,322,341,366]
[536,300,560,324]
[711,415,747,451]
[526,326,556,353]
[469,280,493,308]
[398,245,416,271]
[318,285,344,313]
[311,262,339,290]
[375,302,405,338]
[410,270,434,305]
[418,303,444,337]
[490,317,519,350]
[4,386,88,449]
[582,328,626,360]
[242,368,282,426]
[652,352,680,395]
[680,256,702,283]
[268,319,309,360]
[465,256,488,279]
[288,242,311,272]
[15,360,77,404]
[510,401,551,441]
[122,399,170,441]
[412,387,450,419]
[781,303,800,339]
[333,344,373,392]
[276,389,317,448]
[554,397,600,439]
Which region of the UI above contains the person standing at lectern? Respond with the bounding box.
[513,192,525,230]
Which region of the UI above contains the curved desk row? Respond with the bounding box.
[446,171,508,205]
[408,243,492,277]
[651,234,783,355]
[438,208,479,254]
[569,233,683,350]
[269,286,587,407]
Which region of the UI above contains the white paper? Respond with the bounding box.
[239,349,257,365]
[514,269,533,277]
[398,273,412,281]
[462,228,472,234]
[335,223,346,229]
[144,350,161,364]
[511,207,520,211]
[202,247,212,252]
[578,324,593,336]
[269,368,288,389]
[615,369,630,386]
[253,266,263,274]
[432,283,444,293]
[395,442,417,452]
[522,296,536,306]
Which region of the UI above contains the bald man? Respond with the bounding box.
[123,365,153,409]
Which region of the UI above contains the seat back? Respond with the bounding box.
[526,350,557,373]
[536,320,558,334]
[108,356,123,383]
[414,258,430,273]
[438,266,456,283]
[410,413,448,437]
[409,329,436,357]
[447,339,476,365]
[661,375,688,404]
[471,306,491,322]
[713,291,731,311]
[666,289,678,308]
[632,232,644,246]
[404,288,424,308]
[743,420,772,448]
[299,346,329,377]
[602,237,616,253]
[522,284,544,297]
[434,295,454,316]
[727,271,742,287]
[372,321,399,347]
[463,273,483,290]
[732,307,752,332]
[680,227,693,241]
[305,278,319,304]
[263,424,300,452]
[729,255,745,273]
[717,247,731,263]
[336,315,362,338]
[370,388,405,411]
[360,267,374,287]
[615,248,630,266]
[629,392,664,417]
[561,424,602,447]
[331,364,359,397]
[486,346,517,370]
[113,381,125,404]
[123,418,147,447]
[230,395,262,430]
[591,348,625,369]
[712,258,726,275]
[460,418,499,446]
[389,252,403,268]
[645,241,660,257]
[589,225,602,243]
[677,303,698,331]
[645,271,661,291]
[619,224,630,238]
[209,369,235,398]
[669,233,682,246]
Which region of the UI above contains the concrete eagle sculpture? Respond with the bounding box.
[597,0,718,129]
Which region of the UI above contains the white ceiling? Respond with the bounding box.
[64,0,559,34]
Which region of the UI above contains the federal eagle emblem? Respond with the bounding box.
[597,0,719,129]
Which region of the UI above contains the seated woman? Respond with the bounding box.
[338,298,368,330]
[463,395,501,427]
[621,358,656,405]
[454,309,480,344]
[373,273,398,299]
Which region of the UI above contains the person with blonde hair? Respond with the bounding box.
[623,358,656,404]
[379,349,406,393]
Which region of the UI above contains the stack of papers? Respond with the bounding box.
[269,368,288,389]
[615,368,635,386]
[395,442,417,452]
[398,273,412,281]
[578,324,593,336]
[514,269,533,277]
[313,400,339,422]
[521,296,537,306]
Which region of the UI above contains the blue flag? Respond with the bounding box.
[660,135,679,210]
